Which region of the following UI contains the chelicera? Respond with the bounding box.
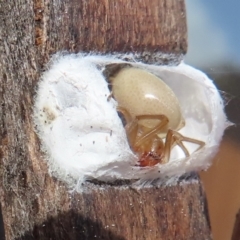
[104,64,205,167]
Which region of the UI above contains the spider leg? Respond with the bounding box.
[117,106,138,147]
[163,129,205,163]
[171,130,205,152]
[117,106,133,123]
[107,91,113,101]
[134,115,169,147]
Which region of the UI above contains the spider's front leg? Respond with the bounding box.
[117,106,139,147]
[134,114,169,147]
[117,106,169,149]
[163,129,205,163]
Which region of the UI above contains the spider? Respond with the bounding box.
[104,64,205,167]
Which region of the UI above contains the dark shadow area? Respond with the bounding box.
[16,210,126,240]
[232,208,240,240]
[177,171,199,182]
[0,204,5,240]
[204,65,240,143]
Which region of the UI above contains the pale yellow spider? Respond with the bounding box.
[104,64,205,167]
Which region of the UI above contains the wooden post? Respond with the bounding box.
[0,0,211,239]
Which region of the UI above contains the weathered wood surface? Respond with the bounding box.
[0,0,211,239]
[0,204,5,240]
[15,175,211,240]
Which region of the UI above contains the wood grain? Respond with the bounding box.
[15,175,211,240]
[34,0,187,65]
[0,0,211,239]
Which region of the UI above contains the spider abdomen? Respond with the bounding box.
[111,67,185,133]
